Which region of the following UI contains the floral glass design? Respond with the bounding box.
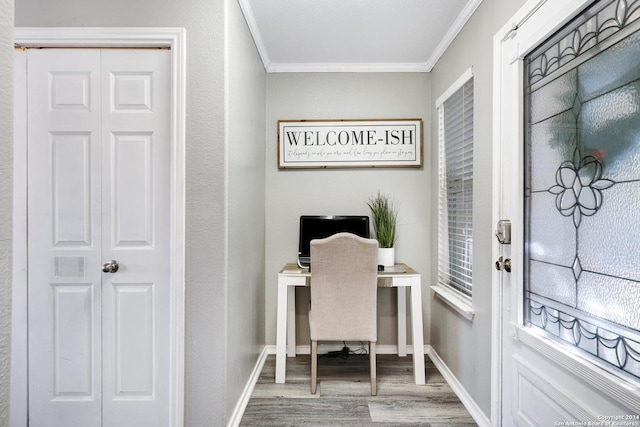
[524,0,640,380]
[548,150,614,227]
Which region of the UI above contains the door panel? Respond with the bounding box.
[28,48,170,427]
[101,49,171,427]
[112,283,155,397]
[51,284,95,399]
[496,0,640,425]
[28,49,103,427]
[110,133,154,247]
[513,360,575,427]
[51,133,93,246]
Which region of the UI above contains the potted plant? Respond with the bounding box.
[367,191,398,267]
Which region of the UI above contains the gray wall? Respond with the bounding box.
[227,0,267,419]
[13,0,266,425]
[0,0,14,425]
[265,73,431,348]
[428,0,526,418]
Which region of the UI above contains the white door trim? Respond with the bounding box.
[12,27,186,427]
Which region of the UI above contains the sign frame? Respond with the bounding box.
[277,118,423,169]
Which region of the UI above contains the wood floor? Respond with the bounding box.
[240,352,478,426]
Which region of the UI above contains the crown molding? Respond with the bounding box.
[266,62,431,73]
[424,0,484,71]
[237,0,271,72]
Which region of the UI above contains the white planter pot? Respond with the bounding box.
[378,247,395,267]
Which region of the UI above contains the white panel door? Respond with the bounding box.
[495,0,640,425]
[27,49,103,427]
[27,48,171,427]
[100,49,171,427]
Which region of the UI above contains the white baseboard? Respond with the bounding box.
[264,343,426,355]
[427,347,491,427]
[227,346,269,427]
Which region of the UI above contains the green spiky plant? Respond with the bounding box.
[367,191,398,249]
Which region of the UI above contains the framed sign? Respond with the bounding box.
[278,119,423,169]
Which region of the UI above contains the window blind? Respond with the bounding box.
[438,77,474,297]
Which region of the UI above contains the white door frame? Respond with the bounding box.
[12,27,186,427]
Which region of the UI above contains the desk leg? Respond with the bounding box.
[410,278,426,385]
[275,279,289,383]
[397,287,407,357]
[287,285,296,357]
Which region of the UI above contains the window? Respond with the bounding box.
[437,70,474,297]
[524,0,640,380]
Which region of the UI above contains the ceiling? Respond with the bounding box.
[239,0,482,73]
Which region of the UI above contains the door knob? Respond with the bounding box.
[102,260,119,273]
[495,256,511,272]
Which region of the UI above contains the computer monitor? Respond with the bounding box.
[298,215,370,268]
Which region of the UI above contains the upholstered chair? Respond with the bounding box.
[308,232,379,395]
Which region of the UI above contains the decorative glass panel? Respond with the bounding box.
[524,0,640,381]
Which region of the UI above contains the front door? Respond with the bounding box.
[25,48,171,427]
[495,0,640,424]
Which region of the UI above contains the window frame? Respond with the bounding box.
[435,68,475,305]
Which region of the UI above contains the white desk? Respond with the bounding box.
[275,263,425,385]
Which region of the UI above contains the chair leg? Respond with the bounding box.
[370,341,377,396]
[311,340,318,394]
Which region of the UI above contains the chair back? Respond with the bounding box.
[309,232,379,342]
